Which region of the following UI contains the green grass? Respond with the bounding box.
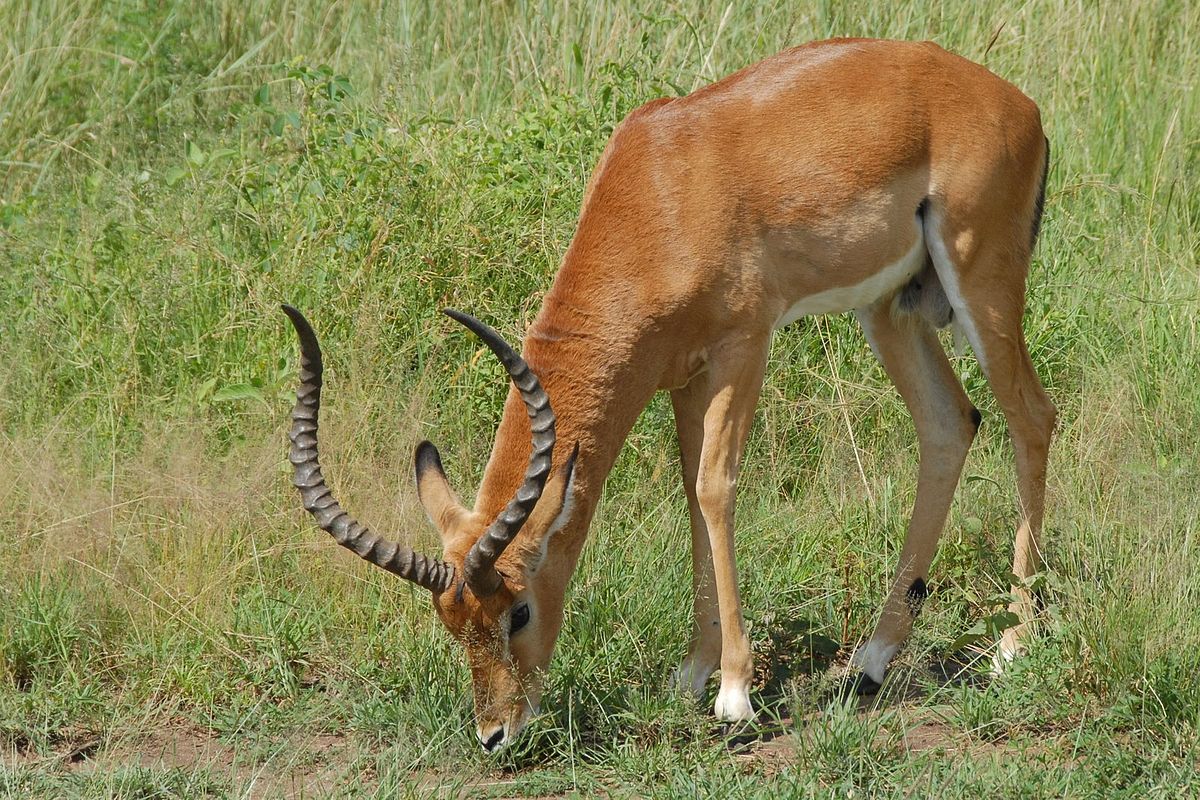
[2,0,1198,796]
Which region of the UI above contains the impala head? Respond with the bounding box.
[281,304,577,752]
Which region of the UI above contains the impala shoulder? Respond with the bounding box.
[619,96,677,127]
[605,96,680,152]
[575,96,682,218]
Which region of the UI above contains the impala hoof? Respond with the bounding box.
[843,672,882,697]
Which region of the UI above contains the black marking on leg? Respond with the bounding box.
[970,408,982,432]
[906,578,929,617]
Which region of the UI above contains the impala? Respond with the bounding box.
[282,38,1053,752]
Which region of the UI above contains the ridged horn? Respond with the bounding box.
[281,304,456,594]
[444,309,555,598]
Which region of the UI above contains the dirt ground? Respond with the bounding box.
[3,706,1020,800]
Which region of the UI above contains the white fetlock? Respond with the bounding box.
[850,639,900,684]
[714,681,754,722]
[672,654,716,700]
[991,635,1020,676]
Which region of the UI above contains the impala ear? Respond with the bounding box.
[524,444,580,575]
[415,441,469,537]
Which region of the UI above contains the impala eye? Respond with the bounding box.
[510,602,530,634]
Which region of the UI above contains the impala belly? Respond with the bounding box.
[772,217,927,329]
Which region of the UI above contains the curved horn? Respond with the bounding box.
[444,309,555,597]
[282,304,456,594]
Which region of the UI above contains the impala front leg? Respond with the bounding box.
[687,334,771,722]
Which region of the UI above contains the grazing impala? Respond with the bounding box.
[283,38,1053,752]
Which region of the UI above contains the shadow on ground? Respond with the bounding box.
[719,613,993,752]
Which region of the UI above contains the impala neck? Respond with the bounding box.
[471,267,663,575]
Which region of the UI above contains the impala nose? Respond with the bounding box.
[478,725,506,753]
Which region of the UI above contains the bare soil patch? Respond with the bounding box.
[3,723,356,799]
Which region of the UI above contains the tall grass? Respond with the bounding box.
[2,0,1198,795]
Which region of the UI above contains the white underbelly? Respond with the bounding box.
[772,230,926,330]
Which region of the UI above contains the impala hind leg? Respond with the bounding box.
[675,334,772,721]
[851,302,979,685]
[928,226,1056,670]
[670,382,722,698]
